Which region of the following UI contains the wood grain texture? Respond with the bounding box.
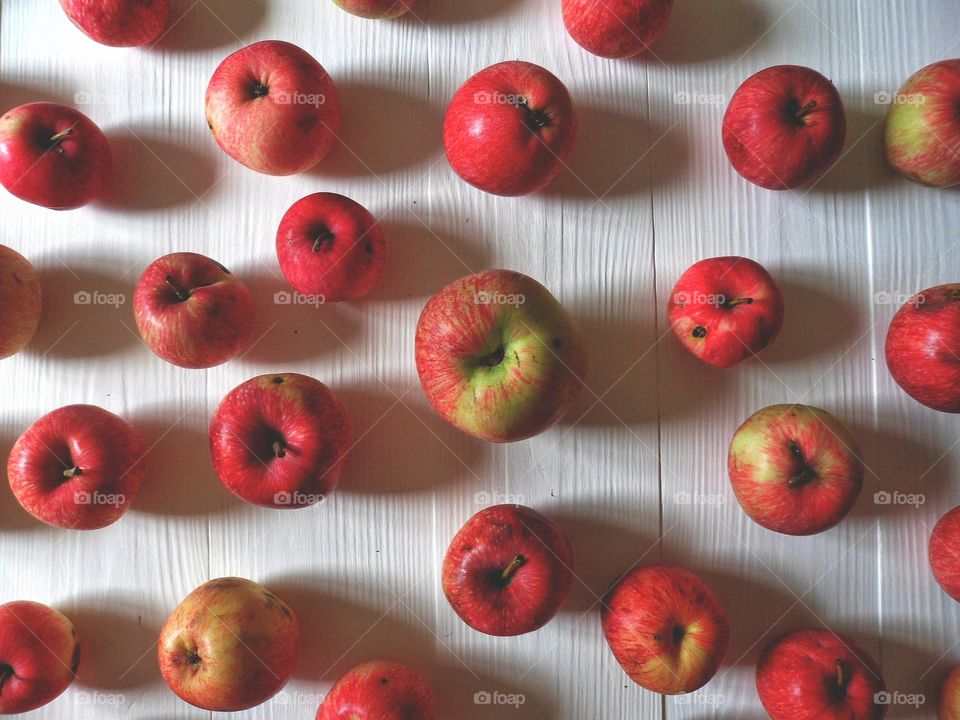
[0,0,956,718]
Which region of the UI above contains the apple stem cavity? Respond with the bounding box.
[165,276,192,302]
[186,650,201,666]
[312,226,335,252]
[482,344,506,367]
[500,555,526,583]
[272,440,287,459]
[0,664,13,695]
[515,97,550,131]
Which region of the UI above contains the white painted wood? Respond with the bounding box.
[0,0,956,718]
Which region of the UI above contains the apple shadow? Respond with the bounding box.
[880,634,949,714]
[308,80,441,179]
[98,129,220,212]
[155,0,268,52]
[414,0,519,25]
[653,0,768,64]
[0,431,41,531]
[433,659,558,720]
[27,265,139,360]
[237,266,364,364]
[0,80,73,109]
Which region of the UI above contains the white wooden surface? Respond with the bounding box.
[0,0,958,717]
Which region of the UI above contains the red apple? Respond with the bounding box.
[667,256,784,367]
[333,0,414,18]
[884,59,960,188]
[205,40,341,176]
[756,628,886,720]
[8,404,148,530]
[0,601,79,714]
[443,61,576,196]
[930,506,960,602]
[415,270,587,443]
[562,0,672,59]
[59,0,169,47]
[0,245,41,359]
[885,284,960,413]
[209,373,351,509]
[133,252,254,369]
[442,504,573,636]
[158,577,299,712]
[723,65,846,190]
[601,564,729,694]
[276,192,386,301]
[316,660,439,719]
[0,102,111,209]
[939,664,960,719]
[728,404,863,536]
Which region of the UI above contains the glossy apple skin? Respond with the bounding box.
[723,65,846,190]
[0,245,41,359]
[0,601,79,714]
[667,256,783,367]
[0,102,111,209]
[134,252,254,369]
[757,629,886,720]
[59,0,169,46]
[939,665,960,719]
[885,284,960,413]
[930,506,960,602]
[209,373,351,509]
[333,0,414,18]
[276,192,386,301]
[884,59,960,187]
[415,270,587,443]
[443,61,576,196]
[316,660,439,720]
[562,0,672,59]
[442,504,573,637]
[205,40,341,176]
[601,564,729,695]
[8,404,148,530]
[158,577,299,712]
[728,404,863,536]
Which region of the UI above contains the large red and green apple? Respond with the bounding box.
[562,0,672,59]
[59,0,169,46]
[316,660,438,719]
[0,245,41,359]
[930,505,960,602]
[415,269,587,443]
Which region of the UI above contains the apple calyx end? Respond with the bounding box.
[186,650,202,667]
[500,554,526,584]
[251,82,269,99]
[0,663,14,695]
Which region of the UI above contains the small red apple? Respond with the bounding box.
[667,256,784,367]
[443,61,576,196]
[0,102,111,209]
[316,660,439,720]
[133,252,254,369]
[601,564,729,694]
[206,40,341,176]
[158,577,299,712]
[939,664,960,719]
[209,373,351,509]
[276,192,386,301]
[756,628,886,720]
[0,601,79,714]
[930,506,960,602]
[0,245,41,359]
[723,65,846,190]
[59,0,169,47]
[562,0,672,59]
[442,504,573,636]
[333,0,414,18]
[8,404,148,530]
[728,404,863,536]
[885,284,960,413]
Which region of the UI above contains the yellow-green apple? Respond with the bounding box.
[930,506,960,602]
[442,504,573,636]
[134,252,254,369]
[562,0,672,59]
[667,256,784,367]
[0,102,111,209]
[0,245,41,359]
[939,664,960,719]
[885,284,960,413]
[443,61,576,196]
[205,41,341,176]
[59,0,169,46]
[756,628,886,720]
[723,65,846,190]
[728,404,863,536]
[209,373,351,508]
[0,601,79,714]
[884,59,960,187]
[601,564,729,694]
[415,270,587,443]
[316,660,439,719]
[158,577,299,712]
[333,0,414,18]
[8,404,148,530]
[276,192,386,301]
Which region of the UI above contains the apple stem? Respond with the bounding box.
[501,555,526,582]
[788,467,816,488]
[796,100,818,120]
[725,297,753,307]
[164,276,191,302]
[835,660,849,693]
[312,227,335,253]
[49,128,74,145]
[63,466,82,479]
[0,664,13,695]
[272,440,287,459]
[952,289,960,300]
